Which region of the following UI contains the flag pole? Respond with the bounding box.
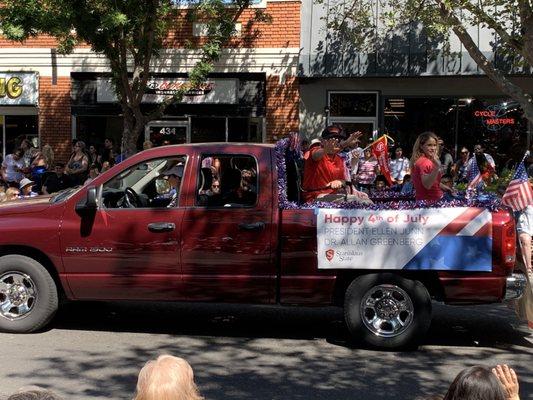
[362,134,394,151]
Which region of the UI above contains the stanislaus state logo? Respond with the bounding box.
[325,249,335,262]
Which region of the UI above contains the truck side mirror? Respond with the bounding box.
[75,186,98,214]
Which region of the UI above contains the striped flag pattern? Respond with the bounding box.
[501,161,533,212]
[467,156,484,190]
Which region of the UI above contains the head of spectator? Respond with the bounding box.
[54,163,66,177]
[101,160,112,172]
[403,173,411,184]
[6,187,20,201]
[0,192,6,202]
[474,143,488,155]
[40,144,54,168]
[88,164,100,179]
[143,140,154,150]
[88,144,98,159]
[459,147,470,161]
[321,125,346,155]
[133,355,203,400]
[375,175,388,191]
[19,178,36,197]
[20,139,32,152]
[443,366,507,400]
[13,148,24,162]
[7,388,62,400]
[210,179,221,195]
[393,146,404,160]
[104,137,114,150]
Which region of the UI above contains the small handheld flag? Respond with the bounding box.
[501,154,533,212]
[467,156,484,191]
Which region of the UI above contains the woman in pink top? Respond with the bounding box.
[410,132,453,202]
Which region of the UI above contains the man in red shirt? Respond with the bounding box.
[302,125,363,203]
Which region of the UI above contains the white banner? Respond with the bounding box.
[317,208,492,271]
[0,72,38,106]
[97,77,238,104]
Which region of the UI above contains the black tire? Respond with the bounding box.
[0,255,58,333]
[344,273,431,349]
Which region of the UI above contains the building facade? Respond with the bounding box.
[299,1,533,170]
[0,0,300,162]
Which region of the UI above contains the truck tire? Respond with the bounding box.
[344,273,431,349]
[0,255,58,333]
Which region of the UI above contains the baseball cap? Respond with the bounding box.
[19,178,34,190]
[309,138,321,148]
[162,163,184,178]
[321,125,345,140]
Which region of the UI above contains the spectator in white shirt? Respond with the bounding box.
[389,146,410,184]
[1,148,25,187]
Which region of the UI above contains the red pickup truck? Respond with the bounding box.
[0,142,526,349]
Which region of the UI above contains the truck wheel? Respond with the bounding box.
[344,273,431,349]
[0,255,58,333]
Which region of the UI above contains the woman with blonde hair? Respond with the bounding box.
[31,144,54,193]
[410,131,453,202]
[134,355,203,400]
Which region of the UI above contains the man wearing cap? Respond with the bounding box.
[301,125,363,203]
[19,178,38,198]
[162,163,184,207]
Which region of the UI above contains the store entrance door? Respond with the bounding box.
[145,120,189,147]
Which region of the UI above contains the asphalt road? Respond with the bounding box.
[0,301,531,400]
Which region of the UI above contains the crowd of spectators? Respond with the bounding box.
[0,136,155,202]
[3,358,523,400]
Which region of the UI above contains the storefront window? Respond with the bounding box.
[191,117,226,143]
[76,115,123,151]
[383,97,529,172]
[4,115,38,156]
[228,117,262,142]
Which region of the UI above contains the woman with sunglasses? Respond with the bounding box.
[452,146,470,184]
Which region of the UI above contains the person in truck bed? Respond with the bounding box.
[302,125,368,203]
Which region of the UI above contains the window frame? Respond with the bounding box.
[194,153,259,209]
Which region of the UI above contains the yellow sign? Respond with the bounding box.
[0,116,3,124]
[0,77,23,99]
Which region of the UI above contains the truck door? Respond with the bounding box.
[60,155,188,300]
[181,148,276,303]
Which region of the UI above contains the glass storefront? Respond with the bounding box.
[383,97,529,172]
[1,115,39,158]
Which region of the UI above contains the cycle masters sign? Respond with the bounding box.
[316,208,492,271]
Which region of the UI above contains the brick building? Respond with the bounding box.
[0,0,300,162]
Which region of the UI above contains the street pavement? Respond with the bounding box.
[0,301,531,400]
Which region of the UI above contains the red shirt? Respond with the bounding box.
[302,147,345,202]
[412,156,443,202]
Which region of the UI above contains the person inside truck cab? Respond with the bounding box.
[301,125,365,203]
[161,163,184,207]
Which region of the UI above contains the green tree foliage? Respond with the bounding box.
[0,0,258,155]
[319,0,533,125]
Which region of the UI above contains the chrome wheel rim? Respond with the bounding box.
[360,284,413,338]
[0,272,37,320]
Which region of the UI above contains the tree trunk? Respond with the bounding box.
[121,105,143,158]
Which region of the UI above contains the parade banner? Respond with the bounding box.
[371,135,393,185]
[317,207,492,271]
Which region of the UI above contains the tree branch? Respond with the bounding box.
[437,1,533,122]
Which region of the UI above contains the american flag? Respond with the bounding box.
[501,160,533,212]
[467,156,484,190]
